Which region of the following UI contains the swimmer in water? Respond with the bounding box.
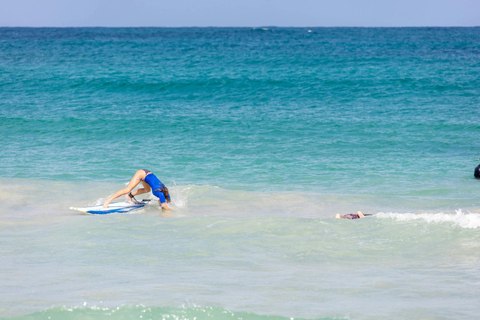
[335,211,366,220]
[103,169,171,210]
[474,158,480,179]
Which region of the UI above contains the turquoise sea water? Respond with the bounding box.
[1,27,480,319]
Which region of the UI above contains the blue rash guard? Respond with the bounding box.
[144,173,170,203]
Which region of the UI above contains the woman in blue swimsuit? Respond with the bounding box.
[103,169,171,210]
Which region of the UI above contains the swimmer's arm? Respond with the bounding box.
[357,211,365,218]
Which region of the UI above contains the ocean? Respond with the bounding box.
[1,27,480,320]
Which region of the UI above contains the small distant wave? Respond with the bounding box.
[6,305,339,320]
[251,27,272,31]
[376,210,480,229]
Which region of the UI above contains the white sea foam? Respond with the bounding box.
[167,181,192,208]
[376,209,480,229]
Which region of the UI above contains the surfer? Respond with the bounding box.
[335,211,366,220]
[103,169,171,210]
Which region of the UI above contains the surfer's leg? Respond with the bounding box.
[104,170,144,208]
[121,171,145,194]
[129,181,151,196]
[357,211,365,218]
[125,180,151,203]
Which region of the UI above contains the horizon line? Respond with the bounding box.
[1,25,479,28]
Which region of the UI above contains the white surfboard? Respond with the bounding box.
[70,200,150,214]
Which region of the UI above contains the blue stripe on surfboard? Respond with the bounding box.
[86,204,146,214]
[70,203,147,214]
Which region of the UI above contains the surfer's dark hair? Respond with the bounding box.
[161,187,171,203]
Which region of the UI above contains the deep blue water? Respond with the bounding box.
[2,28,480,198]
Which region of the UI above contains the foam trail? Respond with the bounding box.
[376,209,480,229]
